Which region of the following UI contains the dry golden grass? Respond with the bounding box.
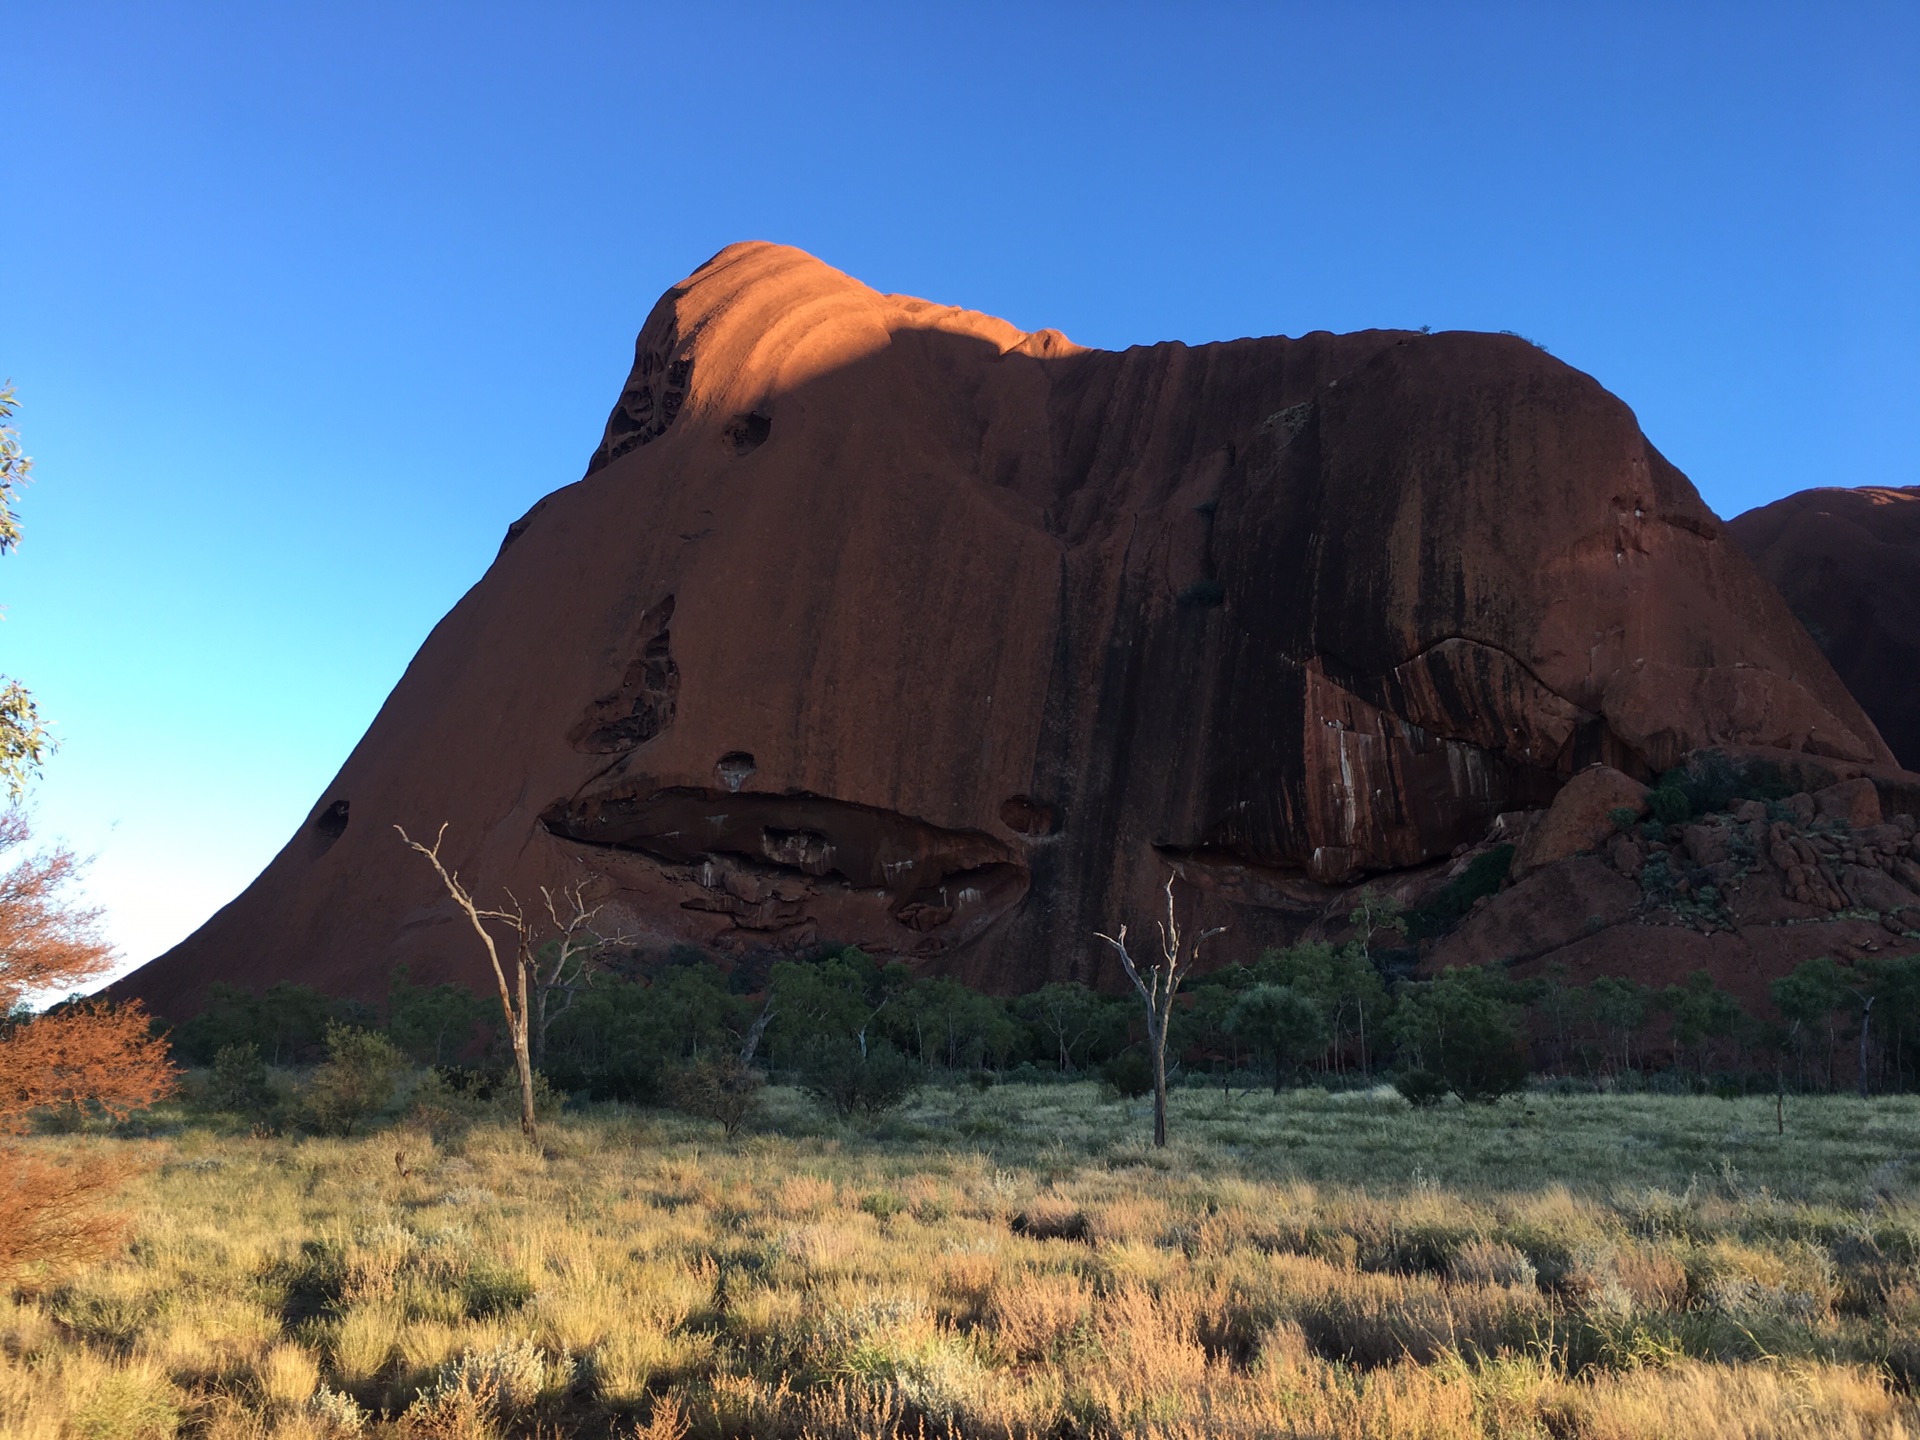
[1,1082,1918,1436]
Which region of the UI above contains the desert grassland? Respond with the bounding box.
[5,1082,1920,1439]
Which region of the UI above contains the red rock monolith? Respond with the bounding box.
[119,243,1897,1015]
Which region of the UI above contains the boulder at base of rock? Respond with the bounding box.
[1427,856,1641,969]
[1815,777,1883,829]
[1511,767,1651,880]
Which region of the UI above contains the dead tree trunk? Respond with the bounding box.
[738,997,776,1066]
[1096,873,1225,1148]
[1859,995,1875,1099]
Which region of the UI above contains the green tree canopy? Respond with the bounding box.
[767,946,906,1064]
[1392,966,1530,1103]
[1224,983,1331,1093]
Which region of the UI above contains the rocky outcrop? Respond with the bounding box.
[119,243,1898,1015]
[1730,486,1920,770]
[1510,767,1649,880]
[1426,774,1920,1013]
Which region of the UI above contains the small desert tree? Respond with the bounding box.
[1344,886,1403,1071]
[1393,967,1530,1104]
[0,813,177,1281]
[1095,873,1225,1147]
[305,1023,403,1136]
[667,1058,765,1136]
[0,811,178,1133]
[1772,956,1850,1092]
[0,1000,176,1129]
[1225,983,1330,1093]
[1015,980,1114,1073]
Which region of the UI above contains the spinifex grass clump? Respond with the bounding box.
[2,1083,1920,1437]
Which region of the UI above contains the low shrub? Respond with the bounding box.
[796,1038,921,1117]
[303,1025,404,1137]
[1099,1048,1154,1099]
[667,1059,765,1136]
[1436,1009,1531,1104]
[1392,1069,1450,1108]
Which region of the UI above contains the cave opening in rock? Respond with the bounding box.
[541,787,1031,948]
[313,799,350,849]
[723,411,772,454]
[715,752,757,792]
[1000,794,1057,836]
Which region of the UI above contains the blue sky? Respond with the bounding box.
[3,2,1916,972]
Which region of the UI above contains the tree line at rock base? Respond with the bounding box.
[161,908,1920,1142]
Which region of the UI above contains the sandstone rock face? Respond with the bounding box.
[120,243,1896,1015]
[1424,782,1920,1011]
[1730,486,1920,770]
[1427,856,1641,968]
[1510,766,1650,880]
[1815,777,1883,829]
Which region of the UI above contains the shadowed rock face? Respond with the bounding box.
[121,242,1893,1015]
[1420,777,1920,1027]
[1729,486,1920,770]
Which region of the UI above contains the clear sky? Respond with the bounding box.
[3,2,1916,976]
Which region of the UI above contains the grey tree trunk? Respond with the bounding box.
[1149,1011,1169,1148]
[1858,997,1875,1099]
[738,997,776,1067]
[513,957,538,1147]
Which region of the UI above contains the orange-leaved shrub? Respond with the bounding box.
[0,1000,177,1133]
[0,810,176,1280]
[0,1147,136,1284]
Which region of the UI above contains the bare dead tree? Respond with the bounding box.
[396,824,542,1146]
[527,880,626,1069]
[1095,873,1226,1147]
